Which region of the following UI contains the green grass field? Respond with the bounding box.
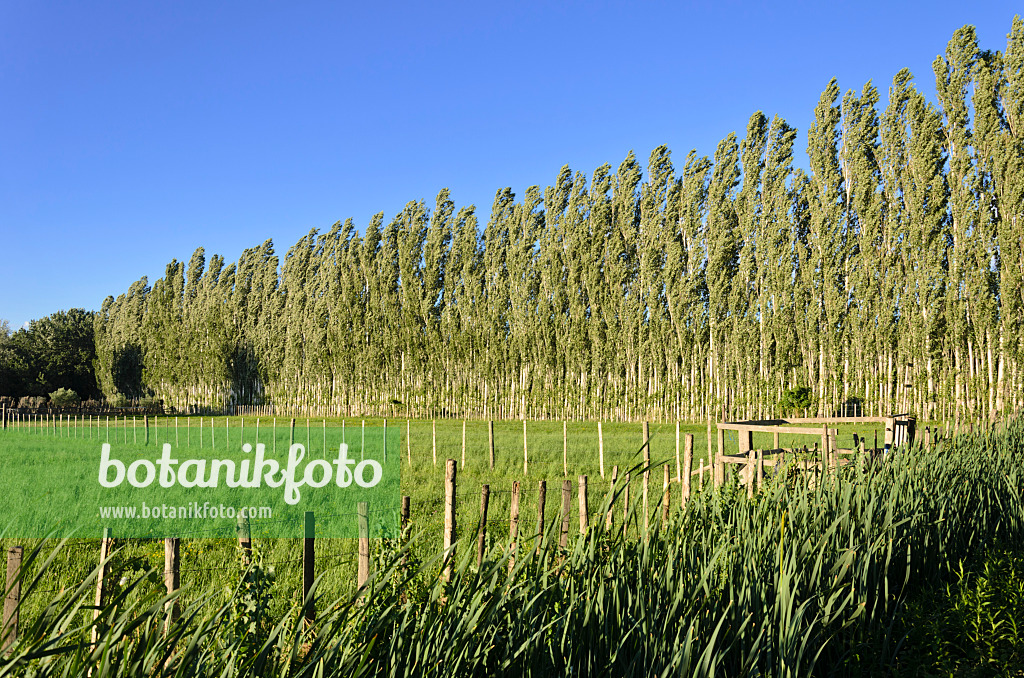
[0,415,894,629]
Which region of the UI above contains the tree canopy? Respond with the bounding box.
[89,18,1024,423]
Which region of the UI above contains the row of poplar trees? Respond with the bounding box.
[95,21,1024,424]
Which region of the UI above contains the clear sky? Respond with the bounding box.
[1,1,1020,329]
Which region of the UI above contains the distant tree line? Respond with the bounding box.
[0,310,100,404]
[91,20,1024,423]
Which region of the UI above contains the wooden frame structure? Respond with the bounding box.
[712,414,916,490]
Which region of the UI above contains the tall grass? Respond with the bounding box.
[3,420,1022,676]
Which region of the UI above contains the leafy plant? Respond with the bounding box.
[221,545,276,662]
[48,387,80,408]
[778,386,814,416]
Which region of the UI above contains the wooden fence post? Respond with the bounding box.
[559,479,572,550]
[828,429,837,471]
[607,466,618,528]
[144,415,150,445]
[443,460,457,582]
[578,475,588,534]
[706,419,713,478]
[509,481,520,569]
[757,449,765,490]
[662,464,670,521]
[432,421,437,467]
[462,420,467,469]
[303,511,315,626]
[715,425,725,487]
[91,528,113,645]
[682,434,693,507]
[598,421,605,479]
[477,485,490,568]
[3,546,22,652]
[164,537,179,633]
[407,420,412,467]
[236,514,252,566]
[488,421,495,470]
[358,502,369,590]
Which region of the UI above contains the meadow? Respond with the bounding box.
[0,415,891,624]
[6,414,1004,676]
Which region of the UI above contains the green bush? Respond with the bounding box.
[109,393,129,408]
[48,387,80,408]
[778,385,813,416]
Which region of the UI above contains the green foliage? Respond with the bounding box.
[779,386,814,415]
[4,417,1024,675]
[893,545,1024,674]
[222,547,277,663]
[48,387,80,408]
[109,393,129,408]
[0,309,99,400]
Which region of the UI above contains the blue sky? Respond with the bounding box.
[1,1,1020,329]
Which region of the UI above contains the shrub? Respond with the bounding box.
[109,393,129,408]
[778,386,813,416]
[17,395,46,410]
[48,387,80,408]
